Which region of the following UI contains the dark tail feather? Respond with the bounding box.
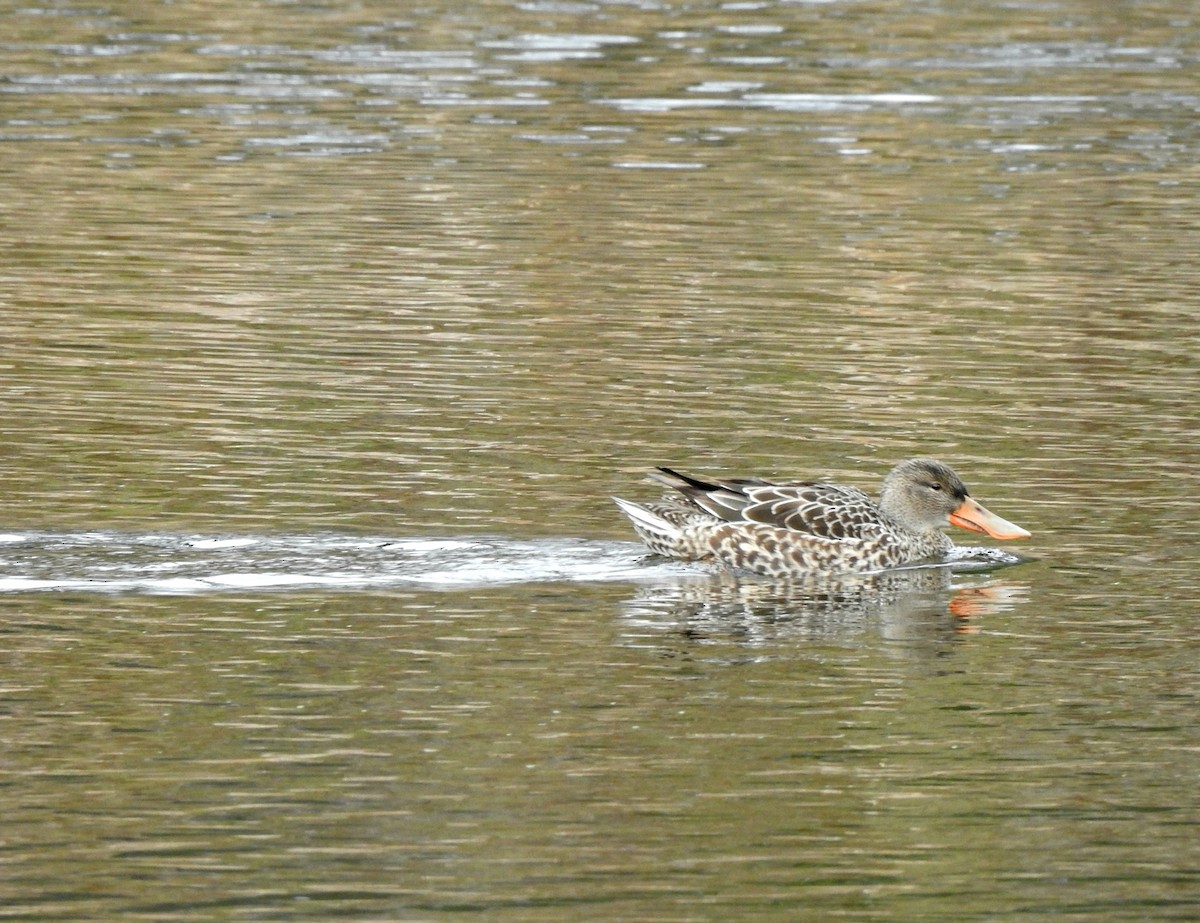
[649,466,724,492]
[646,466,767,522]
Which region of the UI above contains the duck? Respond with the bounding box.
[613,457,1029,577]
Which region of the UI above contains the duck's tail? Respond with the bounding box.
[612,496,707,561]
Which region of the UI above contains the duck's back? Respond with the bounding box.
[734,482,887,540]
[657,467,893,541]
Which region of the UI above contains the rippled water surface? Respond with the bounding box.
[2,0,1199,919]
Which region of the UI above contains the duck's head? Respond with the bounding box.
[880,458,1031,539]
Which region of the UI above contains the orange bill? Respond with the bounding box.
[949,497,1031,540]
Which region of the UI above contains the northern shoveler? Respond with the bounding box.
[613,458,1030,577]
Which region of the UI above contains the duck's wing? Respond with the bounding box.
[651,468,888,542]
[739,483,886,541]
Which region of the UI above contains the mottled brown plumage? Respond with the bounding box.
[613,458,1029,577]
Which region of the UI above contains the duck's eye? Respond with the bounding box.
[926,482,943,492]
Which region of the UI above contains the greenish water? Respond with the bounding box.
[1,0,1198,919]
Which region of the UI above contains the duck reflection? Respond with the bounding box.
[620,566,1027,646]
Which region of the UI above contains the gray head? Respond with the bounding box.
[880,457,1030,539]
[879,458,970,533]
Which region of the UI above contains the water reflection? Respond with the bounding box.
[622,569,1028,646]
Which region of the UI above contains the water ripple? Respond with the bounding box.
[0,531,1024,596]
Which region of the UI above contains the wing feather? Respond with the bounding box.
[740,484,885,540]
[649,468,894,541]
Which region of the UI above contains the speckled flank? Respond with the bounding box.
[704,522,949,576]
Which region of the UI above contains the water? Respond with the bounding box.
[2,0,1199,919]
